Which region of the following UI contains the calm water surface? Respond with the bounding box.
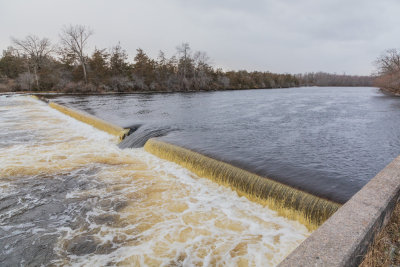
[50,87,400,204]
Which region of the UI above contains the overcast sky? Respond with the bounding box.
[1,0,399,75]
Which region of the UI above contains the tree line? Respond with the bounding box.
[296,72,372,87]
[0,24,373,93]
[374,49,400,95]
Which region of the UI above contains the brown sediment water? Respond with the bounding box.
[0,95,310,266]
[144,138,341,230]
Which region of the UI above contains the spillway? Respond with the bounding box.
[49,87,400,205]
[4,86,400,266]
[44,93,341,230]
[143,138,339,229]
[42,87,400,229]
[0,95,309,266]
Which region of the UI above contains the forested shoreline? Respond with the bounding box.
[0,25,373,93]
[373,49,400,95]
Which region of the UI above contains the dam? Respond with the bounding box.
[1,86,400,265]
[48,86,400,205]
[0,95,308,266]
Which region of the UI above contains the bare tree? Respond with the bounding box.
[375,49,400,75]
[176,42,192,89]
[12,35,53,89]
[59,25,93,84]
[193,51,210,69]
[193,51,211,89]
[16,72,35,90]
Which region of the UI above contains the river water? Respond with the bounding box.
[0,95,309,266]
[50,87,400,204]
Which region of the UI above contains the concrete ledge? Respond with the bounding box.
[279,155,400,267]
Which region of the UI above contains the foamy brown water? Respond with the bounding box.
[0,95,309,266]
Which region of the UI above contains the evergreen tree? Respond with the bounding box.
[88,48,109,85]
[0,47,26,79]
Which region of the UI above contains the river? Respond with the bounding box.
[0,95,309,266]
[50,86,400,204]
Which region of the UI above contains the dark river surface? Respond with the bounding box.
[49,87,400,204]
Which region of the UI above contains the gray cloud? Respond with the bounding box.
[1,0,399,75]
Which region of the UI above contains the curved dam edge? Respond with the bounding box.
[30,96,341,230]
[144,138,341,230]
[28,95,400,264]
[279,155,400,267]
[48,101,129,141]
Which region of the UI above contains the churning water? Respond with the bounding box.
[50,87,400,204]
[0,95,309,266]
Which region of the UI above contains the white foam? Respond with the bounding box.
[1,96,310,266]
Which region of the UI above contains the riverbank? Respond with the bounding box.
[0,87,292,95]
[380,87,400,96]
[0,85,383,96]
[360,201,400,266]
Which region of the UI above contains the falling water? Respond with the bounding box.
[144,138,340,230]
[0,95,309,266]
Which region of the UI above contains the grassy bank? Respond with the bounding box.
[360,201,400,266]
